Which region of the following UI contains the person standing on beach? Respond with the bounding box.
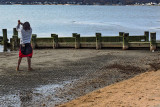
[16,20,33,71]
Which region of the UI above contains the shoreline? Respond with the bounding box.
[0,4,160,6]
[59,70,160,107]
[0,49,160,106]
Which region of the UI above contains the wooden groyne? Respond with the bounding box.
[0,28,159,51]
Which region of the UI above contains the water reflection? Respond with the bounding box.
[0,45,11,52]
[0,82,69,107]
[0,45,3,52]
[0,93,21,107]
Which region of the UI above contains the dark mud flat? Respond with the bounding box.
[0,49,160,107]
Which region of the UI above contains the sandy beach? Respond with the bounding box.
[0,49,160,107]
[59,70,160,107]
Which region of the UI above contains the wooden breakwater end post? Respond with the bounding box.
[123,33,129,50]
[13,28,18,36]
[72,33,77,37]
[11,28,19,51]
[96,33,102,49]
[2,29,8,51]
[144,31,149,42]
[51,34,58,49]
[72,33,80,49]
[119,32,124,37]
[31,34,37,49]
[150,32,156,51]
[0,36,3,44]
[75,34,80,49]
[12,35,19,51]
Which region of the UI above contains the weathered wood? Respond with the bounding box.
[75,34,80,49]
[31,34,37,49]
[36,38,53,48]
[123,33,129,50]
[13,28,18,36]
[59,42,75,48]
[10,38,13,50]
[150,32,156,51]
[5,30,159,51]
[72,33,77,37]
[2,29,8,51]
[156,42,160,48]
[102,36,122,42]
[144,31,149,42]
[51,34,58,49]
[58,37,75,42]
[129,42,150,48]
[96,33,102,49]
[129,36,146,42]
[0,36,3,45]
[80,42,96,48]
[12,35,19,51]
[101,42,122,47]
[119,32,124,37]
[0,36,3,40]
[80,37,96,42]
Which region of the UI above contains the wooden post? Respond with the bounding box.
[123,33,129,50]
[13,28,18,36]
[150,32,156,51]
[11,28,19,51]
[144,31,149,42]
[119,32,124,42]
[2,29,8,51]
[75,34,80,49]
[96,33,102,49]
[119,32,124,37]
[31,34,37,49]
[72,33,77,37]
[10,38,13,51]
[51,34,58,49]
[0,36,3,42]
[12,35,18,51]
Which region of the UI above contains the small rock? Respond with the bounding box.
[42,104,46,106]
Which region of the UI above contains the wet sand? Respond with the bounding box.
[0,49,160,107]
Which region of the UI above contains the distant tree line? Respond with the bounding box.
[0,0,160,5]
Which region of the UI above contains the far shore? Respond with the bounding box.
[0,4,160,6]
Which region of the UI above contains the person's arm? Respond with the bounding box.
[16,24,21,32]
[16,20,23,32]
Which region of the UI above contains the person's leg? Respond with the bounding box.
[27,57,32,71]
[17,57,22,71]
